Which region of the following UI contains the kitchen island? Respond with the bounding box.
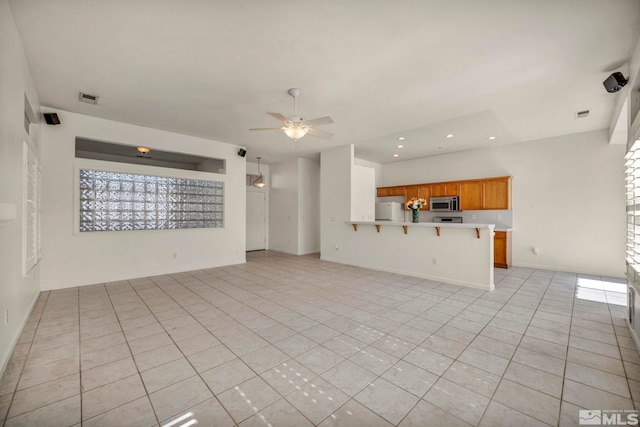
[342,221,495,290]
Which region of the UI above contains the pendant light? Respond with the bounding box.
[253,157,266,188]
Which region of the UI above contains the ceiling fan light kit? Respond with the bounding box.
[249,88,334,143]
[282,126,309,140]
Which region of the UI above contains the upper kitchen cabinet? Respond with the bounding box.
[404,185,430,210]
[377,186,405,197]
[404,185,417,210]
[418,185,430,210]
[377,175,511,210]
[431,182,459,197]
[377,187,390,197]
[459,180,482,211]
[482,176,512,209]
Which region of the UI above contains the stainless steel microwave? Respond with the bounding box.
[430,196,459,212]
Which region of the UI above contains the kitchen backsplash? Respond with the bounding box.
[378,196,513,228]
[421,210,513,229]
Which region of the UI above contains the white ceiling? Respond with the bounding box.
[9,0,640,164]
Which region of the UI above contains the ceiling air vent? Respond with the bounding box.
[79,92,98,105]
[575,110,590,118]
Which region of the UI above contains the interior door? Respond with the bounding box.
[246,191,266,251]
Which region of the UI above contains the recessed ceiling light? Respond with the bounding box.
[488,136,497,140]
[137,147,151,154]
[397,144,404,149]
[393,154,399,157]
[446,134,454,138]
[398,136,406,141]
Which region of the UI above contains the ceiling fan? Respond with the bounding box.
[250,88,334,141]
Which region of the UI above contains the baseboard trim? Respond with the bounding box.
[0,290,40,378]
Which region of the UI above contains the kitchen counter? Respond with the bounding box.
[352,220,512,232]
[350,221,495,230]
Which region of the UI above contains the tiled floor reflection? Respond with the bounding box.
[0,251,636,426]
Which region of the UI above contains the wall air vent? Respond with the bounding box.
[79,92,98,104]
[575,110,590,118]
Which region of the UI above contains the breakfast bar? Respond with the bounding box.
[345,221,495,290]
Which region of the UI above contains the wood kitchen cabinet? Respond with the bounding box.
[404,185,418,210]
[418,185,430,209]
[459,180,482,211]
[389,186,405,196]
[404,185,431,210]
[494,231,512,269]
[377,187,390,197]
[377,186,405,197]
[483,177,511,209]
[431,182,459,197]
[377,175,511,211]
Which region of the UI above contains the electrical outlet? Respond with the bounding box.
[432,258,438,265]
[471,214,476,220]
[335,245,339,251]
[532,247,539,255]
[496,214,502,220]
[172,252,177,259]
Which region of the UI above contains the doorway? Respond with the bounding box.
[246,191,266,251]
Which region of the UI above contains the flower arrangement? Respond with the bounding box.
[406,197,427,210]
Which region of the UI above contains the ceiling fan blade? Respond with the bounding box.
[249,127,282,131]
[307,127,334,139]
[303,116,334,126]
[267,112,289,123]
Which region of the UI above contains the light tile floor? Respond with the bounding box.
[0,251,637,426]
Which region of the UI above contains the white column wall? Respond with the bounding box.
[351,165,376,221]
[298,158,320,255]
[0,0,42,373]
[268,158,299,254]
[382,130,625,277]
[40,109,246,290]
[320,145,353,257]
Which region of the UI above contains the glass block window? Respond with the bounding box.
[79,169,224,232]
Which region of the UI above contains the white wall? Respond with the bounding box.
[298,158,320,255]
[40,110,246,290]
[382,130,626,277]
[269,157,320,255]
[0,0,41,373]
[351,165,376,221]
[269,158,299,254]
[354,158,383,187]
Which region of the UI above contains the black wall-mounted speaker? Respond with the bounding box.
[238,148,247,157]
[603,72,628,93]
[43,112,60,125]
